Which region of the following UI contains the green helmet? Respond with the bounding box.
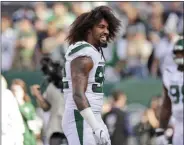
[173,36,184,65]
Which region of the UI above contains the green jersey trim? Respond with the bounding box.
[69,44,92,56]
[74,109,84,145]
[63,81,69,89]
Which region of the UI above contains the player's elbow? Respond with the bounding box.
[73,92,86,107]
[73,92,84,101]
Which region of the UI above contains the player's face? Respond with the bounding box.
[91,19,109,47]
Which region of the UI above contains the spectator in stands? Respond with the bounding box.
[50,28,67,66]
[70,2,83,17]
[70,2,92,17]
[12,18,37,70]
[52,2,75,29]
[12,7,35,25]
[33,2,53,23]
[150,13,180,77]
[147,13,164,76]
[34,18,48,51]
[33,2,52,67]
[11,79,43,145]
[33,17,48,69]
[41,18,58,55]
[1,14,17,72]
[1,75,25,145]
[41,26,67,68]
[150,2,164,17]
[147,2,164,75]
[103,90,130,145]
[116,23,153,79]
[166,2,183,17]
[148,12,165,40]
[126,24,153,78]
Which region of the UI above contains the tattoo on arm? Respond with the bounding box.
[159,85,172,129]
[71,56,93,111]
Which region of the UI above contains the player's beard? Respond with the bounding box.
[99,40,108,48]
[99,34,108,48]
[97,36,108,48]
[95,39,108,49]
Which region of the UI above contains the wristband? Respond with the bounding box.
[80,107,100,130]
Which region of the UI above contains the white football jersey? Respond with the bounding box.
[163,66,184,121]
[62,41,105,113]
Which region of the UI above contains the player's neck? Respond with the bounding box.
[86,40,100,51]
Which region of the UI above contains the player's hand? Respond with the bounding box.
[30,84,41,97]
[93,128,111,145]
[155,134,168,145]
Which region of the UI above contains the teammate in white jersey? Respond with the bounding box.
[156,36,184,145]
[62,6,121,145]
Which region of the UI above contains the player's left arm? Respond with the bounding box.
[159,84,172,129]
[155,84,172,141]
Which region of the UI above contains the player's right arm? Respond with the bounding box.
[155,84,172,145]
[71,56,93,110]
[71,56,110,145]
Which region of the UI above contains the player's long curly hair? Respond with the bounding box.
[66,6,121,45]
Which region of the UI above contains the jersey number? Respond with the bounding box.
[169,85,184,104]
[62,67,69,89]
[62,66,105,92]
[92,66,105,93]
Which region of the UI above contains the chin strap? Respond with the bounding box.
[99,46,106,61]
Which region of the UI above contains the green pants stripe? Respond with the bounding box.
[74,110,84,145]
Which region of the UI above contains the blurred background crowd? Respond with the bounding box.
[1,1,183,145]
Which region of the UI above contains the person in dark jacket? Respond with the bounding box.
[103,90,129,145]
